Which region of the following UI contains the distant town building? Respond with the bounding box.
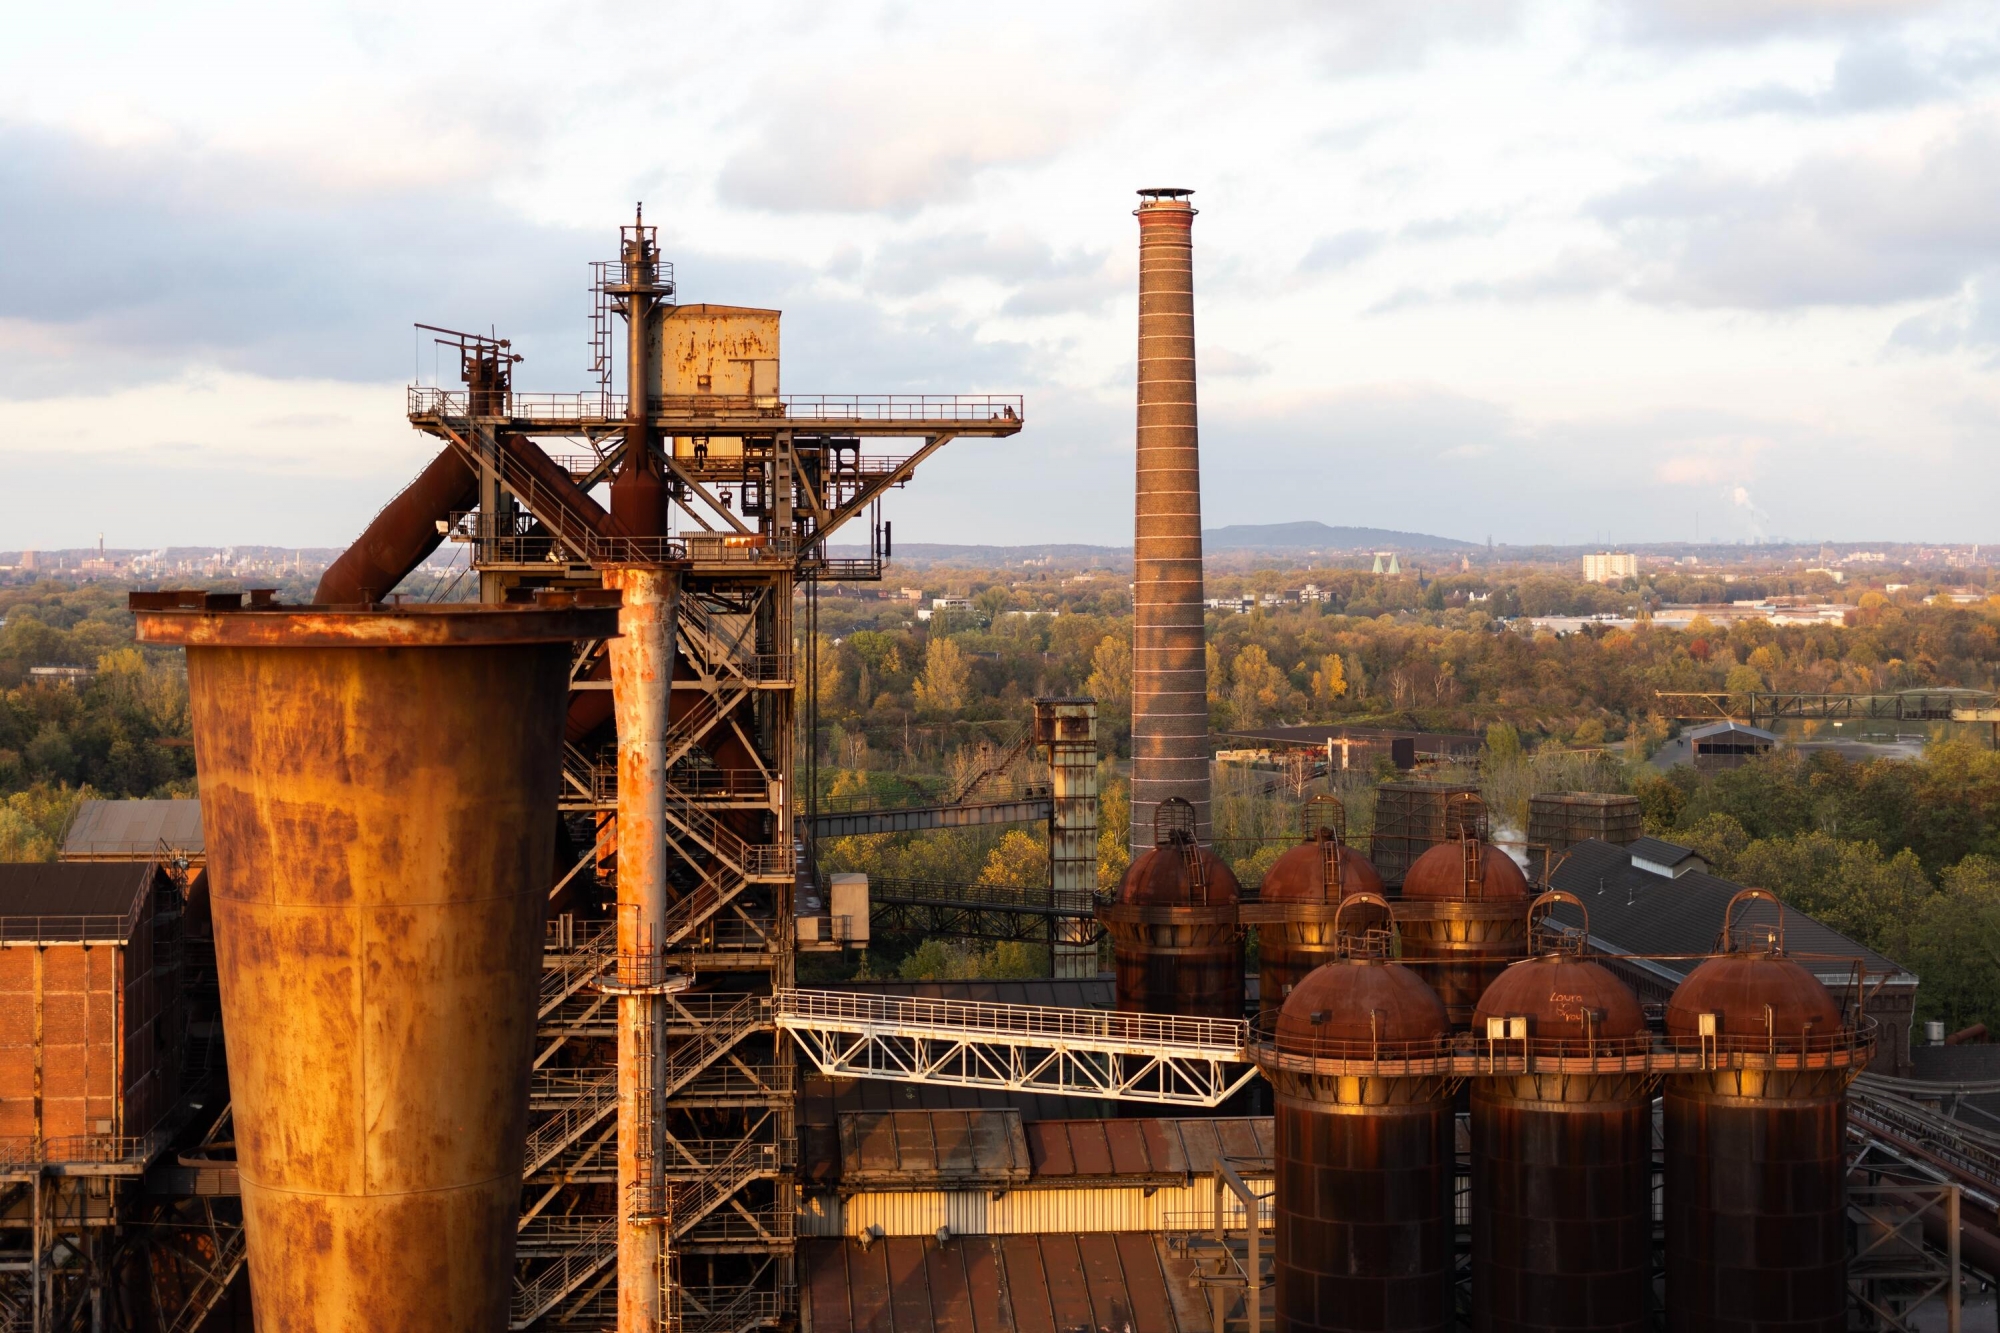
[1582,552,1638,583]
[1369,552,1401,575]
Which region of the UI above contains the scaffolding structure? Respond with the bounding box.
[398,211,1023,1332]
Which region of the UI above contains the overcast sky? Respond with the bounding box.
[5,1,2000,550]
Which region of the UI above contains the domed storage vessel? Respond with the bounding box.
[1471,894,1654,1333]
[1251,894,1455,1333]
[1098,798,1243,1018]
[1241,797,1385,1007]
[1663,890,1874,1333]
[1395,796,1530,1025]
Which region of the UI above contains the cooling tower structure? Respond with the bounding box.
[134,592,614,1333]
[1130,187,1211,852]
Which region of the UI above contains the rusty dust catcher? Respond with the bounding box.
[135,589,615,1333]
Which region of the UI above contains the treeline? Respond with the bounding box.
[1638,744,2000,1032]
[816,567,2000,761]
[0,582,197,858]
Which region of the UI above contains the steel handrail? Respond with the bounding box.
[776,987,1248,1055]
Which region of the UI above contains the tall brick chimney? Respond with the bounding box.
[1130,188,1210,852]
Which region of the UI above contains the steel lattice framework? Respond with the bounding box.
[774,988,1258,1108]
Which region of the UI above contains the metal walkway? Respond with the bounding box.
[807,796,1052,839]
[773,988,1257,1107]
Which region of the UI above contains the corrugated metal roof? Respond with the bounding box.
[839,1111,1031,1189]
[0,861,154,929]
[1548,838,1912,983]
[61,799,203,860]
[1025,1117,1273,1181]
[802,1232,1219,1332]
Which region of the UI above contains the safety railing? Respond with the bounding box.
[776,988,1248,1058]
[522,1073,617,1177]
[511,1215,617,1329]
[1247,1013,1878,1077]
[411,386,1024,427]
[0,912,141,943]
[0,1131,166,1171]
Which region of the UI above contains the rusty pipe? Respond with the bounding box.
[136,601,614,1333]
[1131,188,1209,851]
[604,567,681,1332]
[315,447,477,605]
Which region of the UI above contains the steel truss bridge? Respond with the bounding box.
[774,989,1257,1108]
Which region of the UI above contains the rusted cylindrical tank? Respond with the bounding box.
[1098,798,1242,1018]
[1662,891,1872,1333]
[1253,895,1454,1333]
[1129,187,1211,851]
[1471,894,1654,1333]
[135,592,615,1333]
[1241,801,1385,1007]
[1396,818,1531,1026]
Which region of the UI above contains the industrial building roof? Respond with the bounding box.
[838,1110,1034,1190]
[0,861,157,938]
[1025,1116,1272,1180]
[822,1112,1275,1192]
[61,799,203,861]
[801,1232,1214,1332]
[1547,838,1913,987]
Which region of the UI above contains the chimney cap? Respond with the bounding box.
[1137,187,1194,201]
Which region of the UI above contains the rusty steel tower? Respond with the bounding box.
[1129,187,1211,852]
[318,207,1023,1331]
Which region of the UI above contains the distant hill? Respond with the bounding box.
[1202,521,1476,551]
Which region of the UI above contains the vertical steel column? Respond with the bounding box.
[1130,188,1210,851]
[1037,698,1099,979]
[606,567,681,1333]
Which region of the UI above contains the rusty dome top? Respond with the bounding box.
[1664,889,1848,1051]
[1117,841,1242,908]
[1475,954,1646,1047]
[1402,840,1530,902]
[1258,832,1385,904]
[1275,955,1449,1051]
[1665,952,1844,1047]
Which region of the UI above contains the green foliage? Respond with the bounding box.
[896,937,1048,981]
[0,783,91,862]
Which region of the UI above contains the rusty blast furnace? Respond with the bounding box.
[1130,187,1212,853]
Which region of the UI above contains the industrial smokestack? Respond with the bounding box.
[1130,187,1210,852]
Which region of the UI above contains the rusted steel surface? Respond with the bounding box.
[143,602,602,1332]
[1247,833,1385,1005]
[313,446,477,605]
[1471,1094,1651,1333]
[1662,932,1863,1333]
[1101,839,1243,1018]
[1396,842,1530,1026]
[1471,954,1653,1332]
[1275,1099,1454,1333]
[131,599,616,648]
[1264,951,1454,1332]
[603,567,680,1331]
[1664,1092,1847,1333]
[1130,188,1210,852]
